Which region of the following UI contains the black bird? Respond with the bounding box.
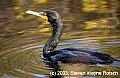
[26,10,118,64]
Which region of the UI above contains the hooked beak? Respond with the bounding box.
[26,10,48,21]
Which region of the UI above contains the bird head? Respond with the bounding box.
[26,10,61,23]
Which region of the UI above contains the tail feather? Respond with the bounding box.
[114,59,120,62]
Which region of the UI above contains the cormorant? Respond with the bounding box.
[26,10,119,64]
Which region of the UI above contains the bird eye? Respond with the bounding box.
[43,13,47,16]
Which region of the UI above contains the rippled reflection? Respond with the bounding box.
[0,0,120,78]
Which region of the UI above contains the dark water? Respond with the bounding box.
[0,0,120,78]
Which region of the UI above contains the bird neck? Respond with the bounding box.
[43,20,63,56]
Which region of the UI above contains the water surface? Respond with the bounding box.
[0,0,120,78]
